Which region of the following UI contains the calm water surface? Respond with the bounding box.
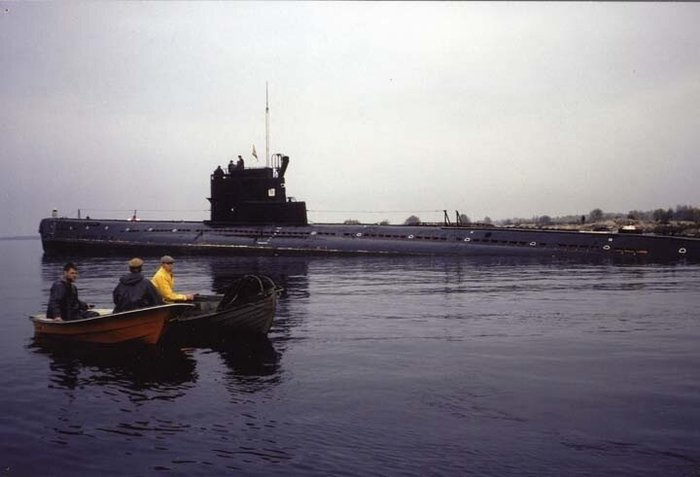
[1,238,699,476]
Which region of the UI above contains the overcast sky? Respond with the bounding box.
[2,2,699,235]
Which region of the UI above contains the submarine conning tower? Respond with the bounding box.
[208,153,308,225]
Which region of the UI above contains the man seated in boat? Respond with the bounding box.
[113,258,164,313]
[46,262,98,321]
[151,255,196,303]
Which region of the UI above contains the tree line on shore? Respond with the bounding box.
[341,205,700,235]
[500,204,700,228]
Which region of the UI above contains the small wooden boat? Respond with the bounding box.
[30,303,194,345]
[166,275,281,340]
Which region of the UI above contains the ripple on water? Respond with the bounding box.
[3,244,700,476]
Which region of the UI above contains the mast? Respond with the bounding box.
[265,82,270,167]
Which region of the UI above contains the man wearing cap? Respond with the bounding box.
[113,257,163,313]
[151,255,195,303]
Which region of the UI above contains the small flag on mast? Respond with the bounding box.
[252,145,258,160]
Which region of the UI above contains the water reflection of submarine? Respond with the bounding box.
[208,256,310,298]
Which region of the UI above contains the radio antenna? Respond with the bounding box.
[265,82,270,167]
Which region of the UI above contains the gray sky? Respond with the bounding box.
[2,2,699,235]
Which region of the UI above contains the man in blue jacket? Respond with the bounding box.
[113,258,163,313]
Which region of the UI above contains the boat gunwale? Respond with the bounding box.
[171,291,277,324]
[29,303,195,325]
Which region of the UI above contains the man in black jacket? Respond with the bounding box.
[113,258,163,313]
[46,262,96,321]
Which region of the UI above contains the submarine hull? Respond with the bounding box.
[38,218,699,262]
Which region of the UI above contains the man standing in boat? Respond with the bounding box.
[151,255,195,303]
[46,263,97,321]
[113,258,163,313]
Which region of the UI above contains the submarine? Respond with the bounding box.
[39,152,699,262]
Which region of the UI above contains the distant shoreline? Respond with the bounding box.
[0,235,40,241]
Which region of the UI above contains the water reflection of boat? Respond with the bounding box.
[29,303,194,344]
[213,336,282,396]
[29,333,281,394]
[166,276,281,343]
[28,338,198,392]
